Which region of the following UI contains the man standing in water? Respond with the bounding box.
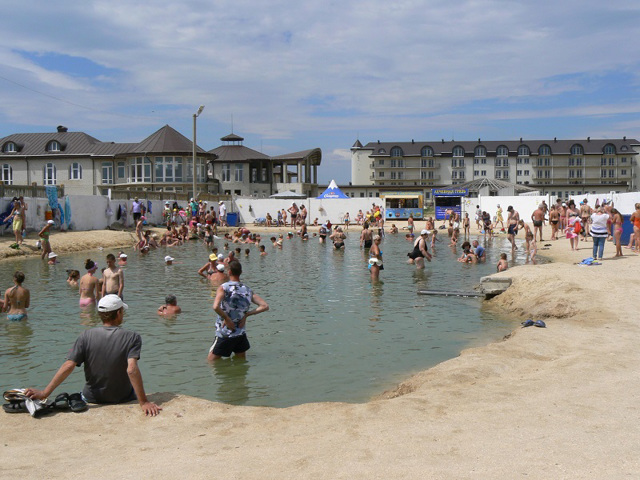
[208,260,269,361]
[507,206,520,251]
[360,222,373,249]
[102,253,124,299]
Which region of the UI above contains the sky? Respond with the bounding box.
[1,0,639,185]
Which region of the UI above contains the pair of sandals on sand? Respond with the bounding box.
[521,319,546,328]
[3,389,87,417]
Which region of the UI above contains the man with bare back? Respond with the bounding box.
[102,253,124,299]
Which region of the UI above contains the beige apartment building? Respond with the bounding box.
[351,137,639,199]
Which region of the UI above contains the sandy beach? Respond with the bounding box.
[2,222,639,479]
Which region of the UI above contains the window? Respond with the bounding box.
[524,158,530,164]
[390,146,403,157]
[496,145,509,156]
[576,169,582,178]
[481,158,486,164]
[1,164,12,184]
[453,146,464,157]
[452,171,458,179]
[495,158,502,167]
[378,159,385,166]
[390,172,396,179]
[397,159,404,167]
[69,162,82,180]
[459,171,465,179]
[234,164,243,182]
[129,157,151,183]
[117,162,126,179]
[101,162,113,184]
[603,144,616,155]
[421,146,433,157]
[481,170,486,176]
[517,170,522,176]
[475,146,486,157]
[397,171,404,179]
[379,171,385,178]
[621,169,628,176]
[421,159,428,168]
[609,158,615,166]
[544,170,551,179]
[601,158,607,166]
[524,170,530,176]
[155,156,183,182]
[539,145,551,156]
[428,171,435,179]
[474,158,479,164]
[390,159,397,168]
[421,171,427,179]
[609,169,615,178]
[222,164,231,182]
[518,145,530,156]
[569,169,575,179]
[495,170,501,179]
[570,144,583,155]
[474,170,480,176]
[621,157,627,163]
[378,148,386,154]
[47,140,61,152]
[43,163,56,185]
[601,169,607,178]
[3,142,16,153]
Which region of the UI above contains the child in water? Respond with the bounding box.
[66,270,80,287]
[497,253,508,272]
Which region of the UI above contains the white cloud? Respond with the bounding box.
[0,0,639,183]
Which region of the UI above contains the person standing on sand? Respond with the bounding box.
[102,253,124,299]
[4,271,29,321]
[131,197,143,224]
[531,204,545,242]
[25,295,161,416]
[9,197,25,248]
[218,201,227,227]
[208,260,269,361]
[79,259,100,307]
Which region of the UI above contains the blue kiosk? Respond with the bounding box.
[432,188,469,220]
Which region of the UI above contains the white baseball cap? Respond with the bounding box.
[98,294,128,312]
[119,253,128,258]
[216,264,225,272]
[164,256,174,262]
[47,220,55,225]
[421,229,430,235]
[217,253,224,260]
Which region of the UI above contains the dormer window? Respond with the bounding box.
[47,140,61,152]
[3,142,16,153]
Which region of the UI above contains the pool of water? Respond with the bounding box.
[0,231,529,407]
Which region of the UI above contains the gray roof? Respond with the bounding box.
[208,145,270,162]
[220,133,244,142]
[0,131,102,156]
[363,138,639,156]
[130,125,208,154]
[446,178,536,193]
[272,148,322,165]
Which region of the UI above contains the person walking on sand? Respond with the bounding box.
[531,204,545,242]
[102,253,124,298]
[208,260,269,361]
[9,197,25,248]
[79,259,100,307]
[4,271,29,321]
[38,220,55,259]
[24,295,161,416]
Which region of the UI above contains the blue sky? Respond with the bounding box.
[1,0,639,184]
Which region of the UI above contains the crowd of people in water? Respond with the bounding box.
[4,198,640,417]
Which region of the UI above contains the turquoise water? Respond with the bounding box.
[0,231,526,407]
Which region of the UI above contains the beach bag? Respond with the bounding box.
[574,221,582,234]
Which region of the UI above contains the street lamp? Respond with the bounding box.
[192,105,205,200]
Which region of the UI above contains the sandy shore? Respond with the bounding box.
[2,222,640,479]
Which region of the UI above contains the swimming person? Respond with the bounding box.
[79,259,100,308]
[407,230,432,269]
[67,270,80,287]
[102,253,124,298]
[158,294,182,316]
[24,295,161,416]
[208,260,269,361]
[4,271,29,321]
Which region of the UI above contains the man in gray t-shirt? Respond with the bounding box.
[25,295,161,416]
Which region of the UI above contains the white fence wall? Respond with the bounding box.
[462,195,551,223]
[233,198,377,225]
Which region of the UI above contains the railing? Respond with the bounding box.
[0,184,64,199]
[110,190,231,204]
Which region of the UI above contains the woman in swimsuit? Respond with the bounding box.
[38,219,55,259]
[79,259,100,307]
[4,271,29,321]
[611,208,624,257]
[368,234,383,280]
[198,254,219,279]
[9,198,25,248]
[629,203,640,253]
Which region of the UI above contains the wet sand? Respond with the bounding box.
[2,222,639,479]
